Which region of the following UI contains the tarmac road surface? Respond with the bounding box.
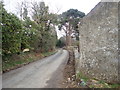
[2,49,69,88]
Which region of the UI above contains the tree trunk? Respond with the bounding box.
[68,24,72,47]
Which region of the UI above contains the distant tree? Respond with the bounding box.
[32,2,49,25]
[22,3,28,20]
[16,1,29,20]
[58,9,85,47]
[56,37,66,48]
[61,9,85,19]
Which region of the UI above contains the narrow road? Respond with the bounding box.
[2,49,69,88]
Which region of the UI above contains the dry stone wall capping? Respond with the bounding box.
[77,2,119,83]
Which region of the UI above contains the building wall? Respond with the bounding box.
[77,2,119,83]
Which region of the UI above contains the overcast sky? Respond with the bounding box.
[4,0,101,15]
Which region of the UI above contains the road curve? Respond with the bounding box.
[2,49,69,88]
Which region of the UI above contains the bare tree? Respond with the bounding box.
[16,1,29,20]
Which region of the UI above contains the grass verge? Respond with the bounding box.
[2,50,57,73]
[76,72,120,88]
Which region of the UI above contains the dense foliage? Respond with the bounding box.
[1,3,22,55]
[1,1,57,60]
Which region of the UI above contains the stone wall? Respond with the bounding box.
[77,2,119,83]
